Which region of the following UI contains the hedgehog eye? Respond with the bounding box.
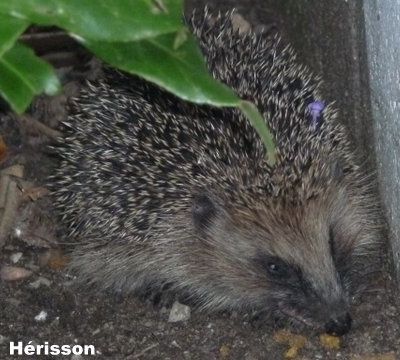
[257,256,293,279]
[266,261,289,278]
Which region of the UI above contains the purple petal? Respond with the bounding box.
[308,100,325,129]
[308,100,325,113]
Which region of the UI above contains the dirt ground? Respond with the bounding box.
[0,247,399,360]
[1,1,399,360]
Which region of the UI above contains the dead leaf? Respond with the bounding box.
[219,344,230,359]
[0,165,24,247]
[273,330,307,359]
[21,186,50,202]
[40,248,70,270]
[12,202,57,248]
[319,333,341,350]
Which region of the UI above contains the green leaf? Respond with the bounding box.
[0,60,33,113]
[0,42,61,113]
[0,14,29,57]
[0,0,276,158]
[0,0,183,42]
[86,33,239,106]
[239,101,276,165]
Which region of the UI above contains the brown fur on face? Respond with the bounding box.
[142,173,380,327]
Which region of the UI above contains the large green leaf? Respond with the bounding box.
[0,0,183,42]
[239,101,276,165]
[87,33,239,106]
[0,14,29,57]
[0,42,61,113]
[0,0,276,162]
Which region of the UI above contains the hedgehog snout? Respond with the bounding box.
[324,312,352,336]
[314,283,353,335]
[317,292,352,335]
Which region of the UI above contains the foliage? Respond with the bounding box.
[0,0,276,164]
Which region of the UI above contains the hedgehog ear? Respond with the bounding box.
[192,194,216,230]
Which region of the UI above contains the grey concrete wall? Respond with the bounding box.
[363,1,400,282]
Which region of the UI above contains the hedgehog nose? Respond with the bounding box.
[324,312,352,336]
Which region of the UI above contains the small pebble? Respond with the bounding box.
[168,301,191,322]
[29,276,52,289]
[231,13,251,34]
[171,340,180,348]
[0,266,32,281]
[34,310,48,322]
[92,328,101,336]
[10,252,23,263]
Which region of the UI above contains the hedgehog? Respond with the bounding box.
[51,9,382,335]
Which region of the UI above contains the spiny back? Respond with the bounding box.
[53,9,358,242]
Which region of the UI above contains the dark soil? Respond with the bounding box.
[0,247,399,359]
